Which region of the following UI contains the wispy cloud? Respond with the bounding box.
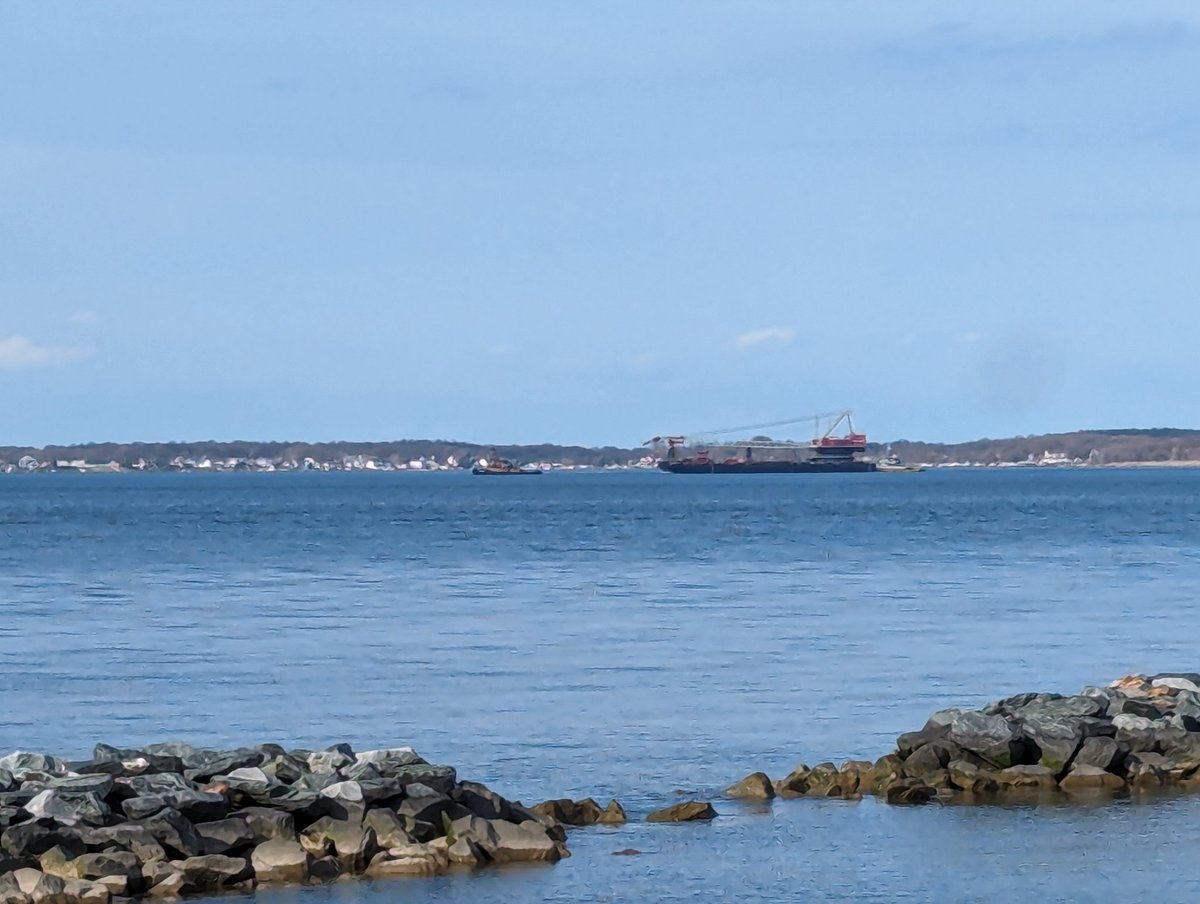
[734,327,795,350]
[0,336,92,370]
[69,311,97,325]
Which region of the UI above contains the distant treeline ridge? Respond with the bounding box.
[3,427,1200,467]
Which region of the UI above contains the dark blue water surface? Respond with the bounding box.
[3,468,1200,901]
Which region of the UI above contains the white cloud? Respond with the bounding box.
[69,311,97,325]
[0,336,93,370]
[734,327,795,350]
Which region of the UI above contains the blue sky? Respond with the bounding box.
[3,2,1200,447]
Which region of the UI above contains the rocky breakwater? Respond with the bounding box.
[0,742,568,903]
[766,673,1200,806]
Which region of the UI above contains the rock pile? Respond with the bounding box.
[0,742,568,902]
[763,673,1200,805]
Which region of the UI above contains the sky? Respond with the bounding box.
[3,2,1200,447]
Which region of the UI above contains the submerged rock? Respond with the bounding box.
[646,801,716,823]
[251,840,310,884]
[724,772,775,801]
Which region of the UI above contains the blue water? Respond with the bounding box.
[3,468,1200,901]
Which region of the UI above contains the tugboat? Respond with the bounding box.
[647,411,877,474]
[472,449,543,476]
[876,446,925,473]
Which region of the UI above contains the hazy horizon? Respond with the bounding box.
[5,3,1200,447]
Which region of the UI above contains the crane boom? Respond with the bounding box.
[644,410,862,450]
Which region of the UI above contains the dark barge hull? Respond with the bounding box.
[658,459,876,474]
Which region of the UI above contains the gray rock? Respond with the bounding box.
[22,790,111,827]
[120,791,226,824]
[1060,765,1125,792]
[195,817,256,855]
[982,693,1042,717]
[946,760,998,794]
[139,743,199,763]
[363,809,411,849]
[246,787,324,823]
[93,745,185,776]
[308,855,342,884]
[79,825,167,863]
[1167,712,1200,733]
[62,878,110,904]
[342,762,382,784]
[896,721,950,759]
[291,772,339,793]
[251,839,310,884]
[0,771,11,794]
[238,808,296,844]
[300,818,377,872]
[1156,729,1200,774]
[1107,698,1162,720]
[364,843,449,877]
[388,765,457,795]
[397,794,469,831]
[8,868,67,903]
[1,821,85,860]
[1020,719,1083,774]
[146,871,186,898]
[260,756,307,785]
[450,813,498,848]
[447,836,489,866]
[1151,674,1200,692]
[130,809,205,859]
[71,851,142,883]
[948,712,1027,769]
[35,845,77,880]
[174,854,251,891]
[0,792,38,812]
[1076,716,1117,738]
[1071,736,1125,773]
[995,765,1058,791]
[903,741,962,780]
[1113,718,1160,754]
[484,820,563,862]
[454,781,513,820]
[44,776,114,798]
[223,767,269,785]
[1012,695,1105,722]
[68,760,124,782]
[306,750,353,774]
[119,774,193,798]
[884,779,935,805]
[318,781,363,804]
[182,749,264,784]
[723,773,776,801]
[0,754,67,782]
[354,748,422,769]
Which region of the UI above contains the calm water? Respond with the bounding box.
[3,469,1200,901]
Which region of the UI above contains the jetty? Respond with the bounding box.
[742,672,1200,805]
[0,743,568,902]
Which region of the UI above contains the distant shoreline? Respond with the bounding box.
[5,427,1200,473]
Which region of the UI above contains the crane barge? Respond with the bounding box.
[646,410,876,474]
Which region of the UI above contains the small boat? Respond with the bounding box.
[471,451,543,476]
[876,452,924,473]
